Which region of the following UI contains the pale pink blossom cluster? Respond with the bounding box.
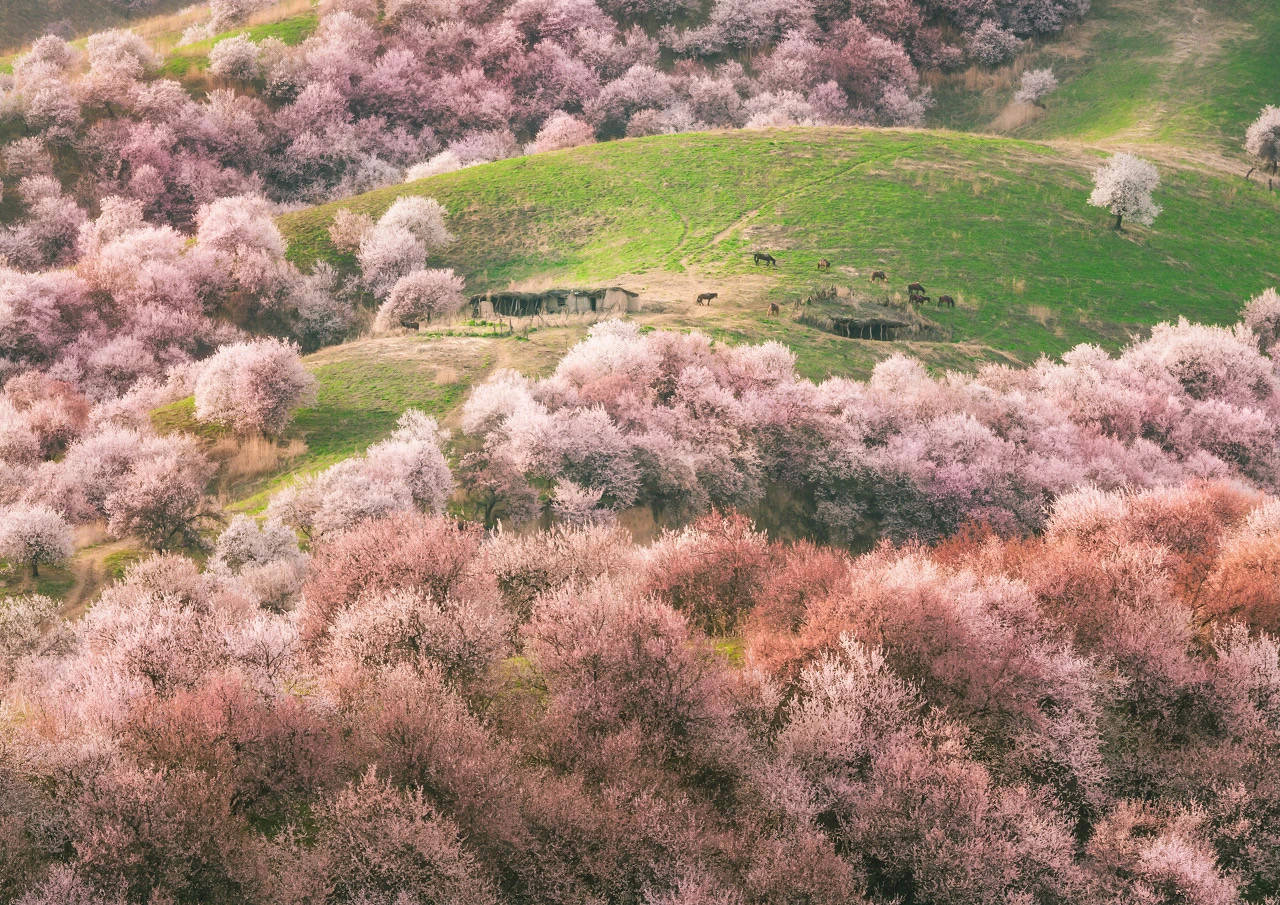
[462,298,1280,540]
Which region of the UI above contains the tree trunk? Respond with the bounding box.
[1113,213,1123,230]
[30,560,38,578]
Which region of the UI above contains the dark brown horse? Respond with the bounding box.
[907,281,926,295]
[769,302,780,315]
[753,252,778,267]
[937,295,955,308]
[696,292,718,305]
[909,293,931,306]
[870,270,887,282]
[817,258,831,271]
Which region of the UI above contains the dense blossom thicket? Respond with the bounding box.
[0,0,1092,230]
[456,294,1280,540]
[6,477,1280,902]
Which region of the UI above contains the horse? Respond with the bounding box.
[769,302,780,315]
[817,258,831,271]
[909,293,931,306]
[870,271,887,282]
[907,282,926,295]
[753,252,778,267]
[696,292,718,306]
[937,295,955,308]
[399,320,420,330]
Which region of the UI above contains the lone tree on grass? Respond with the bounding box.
[1088,152,1160,230]
[1014,68,1057,107]
[0,504,73,578]
[1245,105,1280,186]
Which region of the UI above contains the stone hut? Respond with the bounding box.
[471,286,639,319]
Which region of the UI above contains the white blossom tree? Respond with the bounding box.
[0,504,73,578]
[1087,152,1161,230]
[1245,105,1280,185]
[1014,68,1058,107]
[208,33,261,81]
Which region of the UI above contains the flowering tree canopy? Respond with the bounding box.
[194,338,316,437]
[1088,152,1161,229]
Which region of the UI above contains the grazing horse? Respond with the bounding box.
[696,292,717,306]
[399,320,420,330]
[817,258,831,271]
[769,302,780,315]
[870,270,887,282]
[909,293,931,306]
[907,281,926,295]
[753,252,778,267]
[937,294,955,308]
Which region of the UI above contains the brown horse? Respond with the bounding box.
[753,252,778,267]
[817,258,831,271]
[907,281,926,295]
[769,302,780,315]
[937,295,955,308]
[870,270,888,282]
[696,292,718,305]
[909,293,931,306]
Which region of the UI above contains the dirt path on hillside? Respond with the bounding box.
[62,538,137,620]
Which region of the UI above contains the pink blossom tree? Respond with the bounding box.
[208,33,262,82]
[526,111,597,154]
[194,338,317,437]
[104,440,214,548]
[375,268,465,330]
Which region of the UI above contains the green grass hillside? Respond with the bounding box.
[282,128,1280,371]
[930,0,1280,155]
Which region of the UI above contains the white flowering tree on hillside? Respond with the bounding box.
[1014,68,1057,107]
[1088,153,1160,230]
[0,504,73,578]
[1245,105,1280,185]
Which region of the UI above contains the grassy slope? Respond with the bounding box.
[282,128,1280,368]
[930,0,1280,155]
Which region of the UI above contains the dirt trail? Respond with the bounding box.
[62,539,136,620]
